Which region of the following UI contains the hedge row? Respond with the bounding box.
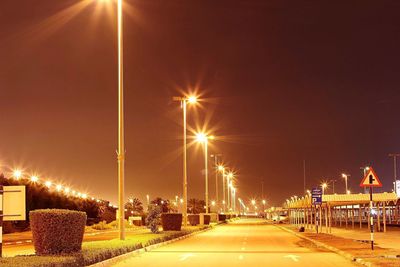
[161,213,182,231]
[0,227,209,267]
[30,209,86,255]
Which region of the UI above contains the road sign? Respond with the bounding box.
[359,167,382,251]
[0,185,26,257]
[311,188,322,205]
[360,167,382,188]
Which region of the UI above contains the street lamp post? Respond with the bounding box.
[389,154,400,195]
[232,187,236,212]
[173,96,197,227]
[321,183,327,195]
[211,154,222,211]
[342,174,350,194]
[196,133,214,214]
[227,172,233,211]
[116,0,125,241]
[218,165,225,212]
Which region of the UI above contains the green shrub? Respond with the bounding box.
[108,219,137,229]
[161,213,182,231]
[218,214,227,221]
[91,221,112,230]
[30,209,86,255]
[188,214,199,226]
[203,214,211,225]
[146,205,162,233]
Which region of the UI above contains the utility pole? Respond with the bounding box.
[389,154,400,195]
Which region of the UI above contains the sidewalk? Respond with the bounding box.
[325,225,400,251]
[282,224,400,267]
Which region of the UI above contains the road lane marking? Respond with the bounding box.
[284,255,300,262]
[179,253,194,261]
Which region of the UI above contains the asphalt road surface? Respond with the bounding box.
[112,219,357,267]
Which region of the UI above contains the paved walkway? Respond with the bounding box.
[302,224,400,252]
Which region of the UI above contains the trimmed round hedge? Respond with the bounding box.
[218,214,227,222]
[203,214,211,225]
[30,209,87,255]
[188,214,200,226]
[161,213,182,231]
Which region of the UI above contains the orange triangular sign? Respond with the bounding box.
[360,167,382,187]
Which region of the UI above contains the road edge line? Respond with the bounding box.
[275,225,373,267]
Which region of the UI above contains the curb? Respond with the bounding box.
[88,226,214,267]
[275,225,373,267]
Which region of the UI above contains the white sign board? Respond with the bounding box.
[1,186,26,221]
[396,180,400,198]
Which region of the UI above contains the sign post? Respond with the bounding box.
[312,188,322,234]
[359,167,382,250]
[0,185,26,257]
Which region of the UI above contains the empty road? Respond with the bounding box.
[112,218,357,267]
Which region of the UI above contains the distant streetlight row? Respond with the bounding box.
[0,166,111,205]
[173,95,241,219]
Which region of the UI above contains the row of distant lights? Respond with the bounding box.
[6,169,117,208]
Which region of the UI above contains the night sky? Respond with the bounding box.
[1,0,400,205]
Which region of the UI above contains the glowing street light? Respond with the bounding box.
[347,190,351,195]
[13,170,22,180]
[251,199,256,206]
[30,175,39,183]
[45,181,52,188]
[56,184,63,192]
[196,132,215,214]
[172,95,198,226]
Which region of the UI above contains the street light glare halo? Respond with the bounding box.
[187,96,198,104]
[195,132,207,143]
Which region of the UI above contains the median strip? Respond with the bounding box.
[0,226,212,267]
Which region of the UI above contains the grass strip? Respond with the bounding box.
[0,226,208,267]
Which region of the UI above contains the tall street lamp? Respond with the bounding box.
[321,182,328,195]
[210,154,222,211]
[172,95,197,226]
[218,165,225,212]
[195,133,215,214]
[341,173,350,194]
[232,187,236,213]
[227,172,234,211]
[389,154,400,195]
[115,0,125,241]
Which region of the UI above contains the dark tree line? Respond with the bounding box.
[0,174,116,232]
